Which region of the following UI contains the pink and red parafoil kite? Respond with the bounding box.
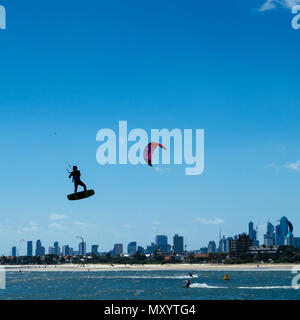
[143,142,167,166]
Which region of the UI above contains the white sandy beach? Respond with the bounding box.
[3,263,299,272]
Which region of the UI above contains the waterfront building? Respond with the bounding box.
[62,245,70,256]
[27,241,33,257]
[113,243,123,256]
[173,234,184,253]
[91,245,99,255]
[229,233,253,257]
[12,246,17,257]
[79,242,86,256]
[127,242,137,255]
[208,241,216,253]
[155,235,170,252]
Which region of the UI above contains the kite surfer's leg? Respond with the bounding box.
[78,180,87,192]
[74,182,78,193]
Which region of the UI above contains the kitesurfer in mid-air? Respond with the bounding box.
[69,166,87,193]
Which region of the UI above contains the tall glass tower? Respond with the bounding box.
[173,234,184,253]
[27,241,33,257]
[280,216,289,238]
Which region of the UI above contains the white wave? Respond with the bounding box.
[238,286,296,290]
[190,283,227,289]
[89,275,199,279]
[193,269,293,272]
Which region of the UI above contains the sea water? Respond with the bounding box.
[0,270,299,300]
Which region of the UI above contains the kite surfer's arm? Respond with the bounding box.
[69,172,73,179]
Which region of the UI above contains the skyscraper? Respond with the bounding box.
[208,241,216,253]
[127,242,137,255]
[249,221,254,238]
[275,224,284,246]
[229,233,253,257]
[36,240,42,256]
[293,237,300,249]
[155,235,170,252]
[173,234,184,253]
[248,221,259,246]
[12,246,17,257]
[145,242,157,255]
[27,241,33,257]
[62,245,70,256]
[218,236,227,252]
[280,216,289,238]
[113,243,123,256]
[200,247,208,254]
[79,242,86,256]
[267,222,275,234]
[226,237,233,252]
[138,246,145,254]
[285,234,294,246]
[91,245,99,255]
[35,240,45,256]
[264,222,275,247]
[54,241,60,256]
[275,216,294,245]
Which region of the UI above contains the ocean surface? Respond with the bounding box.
[1,270,300,300]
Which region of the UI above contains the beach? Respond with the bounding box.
[3,263,299,272]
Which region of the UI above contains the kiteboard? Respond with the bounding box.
[67,190,95,201]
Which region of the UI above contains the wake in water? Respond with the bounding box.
[189,283,227,289]
[88,275,199,279]
[188,284,298,290]
[238,286,299,290]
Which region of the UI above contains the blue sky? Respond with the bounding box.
[0,0,300,255]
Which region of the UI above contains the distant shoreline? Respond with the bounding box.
[3,263,299,272]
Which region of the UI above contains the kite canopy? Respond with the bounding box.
[143,142,167,166]
[286,220,294,238]
[287,220,294,234]
[285,220,294,238]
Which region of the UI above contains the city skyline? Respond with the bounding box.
[9,216,300,257]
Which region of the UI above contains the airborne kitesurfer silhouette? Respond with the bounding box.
[69,166,87,193]
[67,166,95,201]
